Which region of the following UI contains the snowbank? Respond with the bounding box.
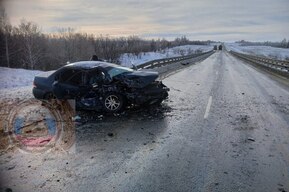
[0,67,42,90]
[120,45,214,67]
[225,43,289,61]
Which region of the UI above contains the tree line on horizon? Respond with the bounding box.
[0,15,212,71]
[236,39,289,49]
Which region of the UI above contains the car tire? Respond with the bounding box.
[103,93,125,113]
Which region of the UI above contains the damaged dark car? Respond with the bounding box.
[33,61,169,113]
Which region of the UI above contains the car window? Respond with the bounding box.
[59,69,84,85]
[59,69,75,82]
[107,66,133,78]
[87,70,105,85]
[67,72,83,85]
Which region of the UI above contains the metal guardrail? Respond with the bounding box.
[136,50,214,70]
[230,51,289,73]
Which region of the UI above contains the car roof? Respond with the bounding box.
[64,61,120,70]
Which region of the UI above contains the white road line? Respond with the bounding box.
[204,96,212,119]
[216,71,218,75]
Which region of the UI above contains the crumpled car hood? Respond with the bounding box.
[120,70,159,88]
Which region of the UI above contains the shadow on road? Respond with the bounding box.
[74,103,172,154]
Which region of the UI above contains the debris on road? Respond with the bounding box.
[247,138,255,142]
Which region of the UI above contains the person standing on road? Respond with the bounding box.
[90,55,104,61]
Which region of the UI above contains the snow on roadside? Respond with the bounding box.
[120,44,214,67]
[225,42,289,61]
[0,86,35,100]
[0,67,42,90]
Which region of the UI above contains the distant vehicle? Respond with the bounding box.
[214,45,218,50]
[33,61,169,113]
[219,45,223,50]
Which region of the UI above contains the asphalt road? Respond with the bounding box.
[1,50,289,192]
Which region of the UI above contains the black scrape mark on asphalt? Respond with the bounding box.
[278,188,287,192]
[76,103,172,124]
[231,115,257,131]
[5,188,13,192]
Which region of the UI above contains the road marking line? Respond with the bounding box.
[216,71,218,75]
[204,96,212,119]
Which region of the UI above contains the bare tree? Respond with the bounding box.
[1,18,214,70]
[15,20,43,69]
[0,7,11,67]
[281,38,287,48]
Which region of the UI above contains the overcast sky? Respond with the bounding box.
[2,0,289,41]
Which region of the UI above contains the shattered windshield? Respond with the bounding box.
[107,66,133,78]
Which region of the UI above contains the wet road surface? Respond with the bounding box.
[1,51,289,192]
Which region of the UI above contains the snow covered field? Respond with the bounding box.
[0,67,43,99]
[119,44,213,67]
[0,67,42,90]
[225,42,289,61]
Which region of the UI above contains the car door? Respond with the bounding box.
[52,68,85,99]
[86,68,106,88]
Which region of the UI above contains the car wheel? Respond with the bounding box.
[103,93,125,113]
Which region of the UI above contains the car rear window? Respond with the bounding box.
[59,69,84,85]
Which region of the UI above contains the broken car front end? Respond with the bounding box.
[124,81,169,105]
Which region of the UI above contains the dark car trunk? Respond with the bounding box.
[34,76,51,90]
